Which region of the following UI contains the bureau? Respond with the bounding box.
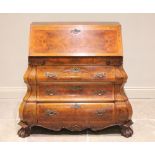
[18,22,133,138]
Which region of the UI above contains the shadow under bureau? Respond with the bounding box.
[18,22,133,138]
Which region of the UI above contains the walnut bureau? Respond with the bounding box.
[18,22,133,138]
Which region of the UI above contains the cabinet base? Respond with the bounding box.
[17,120,133,138]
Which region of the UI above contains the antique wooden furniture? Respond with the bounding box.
[18,22,133,138]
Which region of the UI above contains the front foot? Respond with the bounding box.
[120,120,133,138]
[17,121,31,138]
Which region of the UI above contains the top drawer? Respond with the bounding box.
[37,66,115,82]
[29,23,122,56]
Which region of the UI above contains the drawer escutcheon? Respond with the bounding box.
[45,72,57,78]
[95,90,106,96]
[70,28,81,34]
[69,86,82,91]
[45,109,57,116]
[95,72,106,78]
[95,109,106,117]
[71,67,81,72]
[46,89,56,96]
[71,103,81,109]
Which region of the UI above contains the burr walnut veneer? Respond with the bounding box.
[18,22,133,138]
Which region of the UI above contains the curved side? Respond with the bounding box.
[114,65,133,125]
[19,66,37,127]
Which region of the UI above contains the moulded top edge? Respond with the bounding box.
[31,22,121,26]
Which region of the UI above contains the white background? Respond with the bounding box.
[0,0,155,154]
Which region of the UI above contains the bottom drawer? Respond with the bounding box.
[37,103,115,131]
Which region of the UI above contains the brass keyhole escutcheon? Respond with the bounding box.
[95,90,106,96]
[69,86,82,91]
[46,89,55,96]
[46,109,57,116]
[70,28,81,34]
[45,72,56,78]
[71,103,81,109]
[95,72,106,78]
[71,67,80,72]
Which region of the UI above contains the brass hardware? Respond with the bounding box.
[46,109,57,116]
[71,103,81,109]
[95,90,106,96]
[95,73,106,78]
[96,109,106,117]
[45,72,56,78]
[69,86,82,91]
[70,28,81,34]
[71,67,80,72]
[46,89,55,96]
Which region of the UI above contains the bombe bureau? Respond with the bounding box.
[18,22,133,138]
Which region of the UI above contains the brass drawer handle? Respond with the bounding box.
[45,72,56,78]
[95,90,106,96]
[46,89,55,96]
[95,73,106,78]
[71,28,81,34]
[71,67,80,72]
[69,86,82,91]
[46,109,57,116]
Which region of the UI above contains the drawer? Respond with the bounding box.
[37,83,114,102]
[37,66,115,82]
[37,103,115,130]
[29,57,122,66]
[30,24,122,56]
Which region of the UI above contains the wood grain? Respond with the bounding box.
[37,66,116,82]
[37,82,114,102]
[29,24,122,56]
[18,23,133,138]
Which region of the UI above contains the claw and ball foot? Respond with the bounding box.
[17,121,31,138]
[120,120,133,138]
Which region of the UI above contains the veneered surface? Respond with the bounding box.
[37,66,116,82]
[37,102,115,130]
[29,23,123,56]
[37,82,114,102]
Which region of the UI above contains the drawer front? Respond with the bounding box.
[30,25,122,56]
[37,66,115,82]
[37,83,114,102]
[37,103,115,130]
[29,57,122,66]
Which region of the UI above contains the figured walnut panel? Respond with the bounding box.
[37,103,115,131]
[37,66,115,82]
[37,83,114,102]
[29,24,122,56]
